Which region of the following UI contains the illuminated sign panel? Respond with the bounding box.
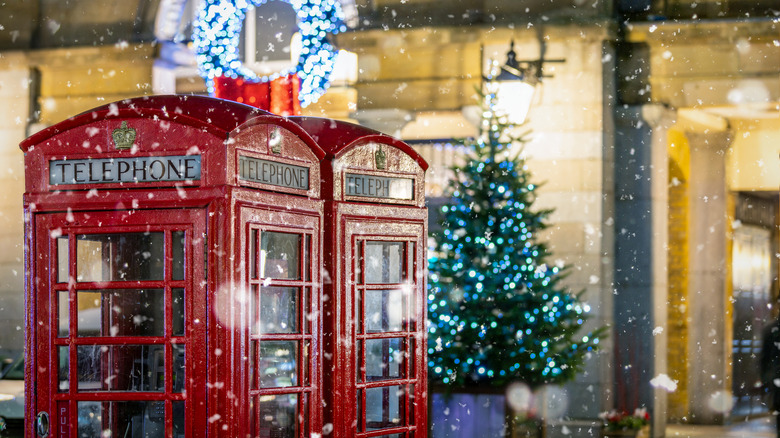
[49,156,201,185]
[345,173,414,200]
[238,155,309,191]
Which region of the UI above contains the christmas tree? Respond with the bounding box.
[427,84,604,389]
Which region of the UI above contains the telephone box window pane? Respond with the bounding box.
[250,285,259,335]
[172,231,185,281]
[261,232,301,279]
[58,291,69,337]
[57,237,69,283]
[250,229,258,280]
[304,287,311,334]
[304,234,311,282]
[365,338,404,382]
[409,342,416,379]
[303,341,310,386]
[76,233,164,282]
[256,394,299,438]
[365,385,403,430]
[172,288,185,336]
[173,344,185,393]
[365,289,404,333]
[77,344,164,392]
[250,341,257,390]
[357,243,364,284]
[260,287,298,334]
[77,401,165,437]
[408,384,415,426]
[259,341,298,387]
[365,242,404,284]
[173,400,185,437]
[58,346,68,392]
[76,289,165,337]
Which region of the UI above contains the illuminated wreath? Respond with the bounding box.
[193,0,346,107]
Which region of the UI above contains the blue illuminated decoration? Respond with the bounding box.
[193,0,346,107]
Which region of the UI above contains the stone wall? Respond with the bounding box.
[0,52,29,356]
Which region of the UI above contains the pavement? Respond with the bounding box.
[665,417,776,437]
[2,418,777,438]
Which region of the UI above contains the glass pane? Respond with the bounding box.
[250,229,258,280]
[172,288,185,336]
[173,400,185,438]
[304,234,311,282]
[259,341,298,388]
[250,285,259,336]
[58,291,69,337]
[357,243,364,284]
[365,385,404,430]
[250,341,257,390]
[366,338,404,382]
[58,346,68,392]
[303,341,310,387]
[365,242,404,284]
[260,232,300,279]
[173,344,185,393]
[77,289,165,337]
[409,342,416,379]
[172,231,185,281]
[77,232,164,282]
[365,289,404,333]
[256,394,299,438]
[304,287,311,334]
[408,242,416,332]
[259,287,298,334]
[57,237,68,283]
[408,384,415,426]
[77,344,165,392]
[77,401,165,437]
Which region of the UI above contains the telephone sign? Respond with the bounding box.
[238,155,309,190]
[22,96,428,438]
[49,155,201,185]
[345,172,414,199]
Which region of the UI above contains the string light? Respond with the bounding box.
[193,0,346,107]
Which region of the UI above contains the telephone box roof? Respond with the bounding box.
[21,95,270,152]
[289,116,428,171]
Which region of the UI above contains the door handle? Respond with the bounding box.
[36,411,50,437]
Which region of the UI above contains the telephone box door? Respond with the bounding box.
[240,203,322,438]
[32,209,207,438]
[346,216,428,437]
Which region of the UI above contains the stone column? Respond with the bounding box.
[685,130,732,424]
[613,104,673,435]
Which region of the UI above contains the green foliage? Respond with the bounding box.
[600,408,650,431]
[427,90,605,389]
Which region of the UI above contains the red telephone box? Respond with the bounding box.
[21,96,427,438]
[290,118,429,437]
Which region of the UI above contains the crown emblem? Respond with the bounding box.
[375,145,387,170]
[112,121,136,150]
[269,127,282,154]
